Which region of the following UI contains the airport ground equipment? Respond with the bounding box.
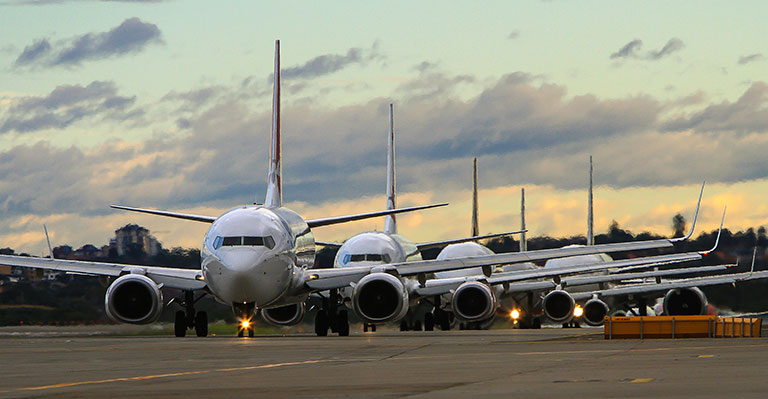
[604,315,762,339]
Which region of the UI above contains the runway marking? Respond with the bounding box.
[18,359,338,392]
[629,378,654,383]
[698,355,715,358]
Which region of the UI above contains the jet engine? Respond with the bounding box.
[451,281,496,322]
[104,274,163,324]
[582,298,610,326]
[542,289,575,323]
[261,303,306,326]
[352,272,408,323]
[663,287,707,316]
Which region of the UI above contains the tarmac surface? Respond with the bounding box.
[2,326,768,398]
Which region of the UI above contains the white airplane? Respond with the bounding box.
[0,42,708,338]
[313,105,524,335]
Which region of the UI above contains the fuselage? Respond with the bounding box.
[201,205,315,307]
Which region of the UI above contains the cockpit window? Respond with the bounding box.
[342,253,391,264]
[214,236,275,250]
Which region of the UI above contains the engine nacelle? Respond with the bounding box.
[452,281,497,322]
[352,272,408,323]
[261,303,306,326]
[105,274,163,324]
[582,298,609,326]
[663,287,707,316]
[542,290,575,323]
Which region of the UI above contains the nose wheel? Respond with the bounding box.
[234,302,256,338]
[314,289,350,336]
[173,290,208,337]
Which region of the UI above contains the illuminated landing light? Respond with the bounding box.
[574,305,584,318]
[510,309,520,320]
[241,320,251,329]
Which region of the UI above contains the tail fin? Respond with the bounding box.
[471,157,479,237]
[264,40,282,208]
[587,155,594,246]
[520,187,527,251]
[384,104,397,234]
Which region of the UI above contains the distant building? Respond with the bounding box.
[114,224,162,257]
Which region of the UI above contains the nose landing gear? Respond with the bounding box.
[173,290,208,337]
[314,289,350,336]
[234,302,256,337]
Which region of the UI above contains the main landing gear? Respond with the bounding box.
[423,296,452,331]
[314,289,350,336]
[174,290,208,337]
[234,302,255,338]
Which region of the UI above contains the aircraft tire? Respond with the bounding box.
[195,311,208,337]
[315,311,329,336]
[424,312,435,331]
[337,310,349,336]
[174,311,186,337]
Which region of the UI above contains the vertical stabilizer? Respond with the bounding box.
[264,40,282,208]
[587,155,594,245]
[384,104,397,234]
[520,188,527,251]
[471,157,479,237]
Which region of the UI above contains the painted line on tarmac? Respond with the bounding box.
[511,343,768,356]
[17,359,343,392]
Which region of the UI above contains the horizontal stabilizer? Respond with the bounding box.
[110,205,217,223]
[306,202,448,228]
[416,229,527,251]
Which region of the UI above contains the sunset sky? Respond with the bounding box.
[1,1,767,254]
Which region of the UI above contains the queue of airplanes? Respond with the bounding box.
[1,40,767,338]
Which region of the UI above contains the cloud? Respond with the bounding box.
[13,18,162,68]
[0,81,142,133]
[647,38,684,60]
[279,42,384,80]
[610,39,643,59]
[738,53,764,65]
[661,82,768,134]
[507,30,520,40]
[610,38,684,61]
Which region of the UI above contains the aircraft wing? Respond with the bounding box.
[111,203,449,227]
[0,254,205,291]
[500,264,734,295]
[315,241,343,248]
[571,270,768,301]
[412,251,702,296]
[304,238,679,291]
[415,230,527,251]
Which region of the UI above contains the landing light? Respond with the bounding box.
[241,320,251,329]
[510,309,520,320]
[574,305,584,318]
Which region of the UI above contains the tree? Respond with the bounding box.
[672,213,686,238]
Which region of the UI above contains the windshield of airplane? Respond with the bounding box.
[342,253,391,264]
[213,236,275,250]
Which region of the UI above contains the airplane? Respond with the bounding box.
[312,105,525,335]
[0,42,709,338]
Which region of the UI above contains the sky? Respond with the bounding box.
[1,0,767,254]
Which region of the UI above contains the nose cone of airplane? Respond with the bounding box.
[206,249,293,306]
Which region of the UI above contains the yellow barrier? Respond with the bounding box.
[604,316,762,339]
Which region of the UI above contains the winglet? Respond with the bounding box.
[699,205,726,255]
[264,39,282,208]
[471,157,479,237]
[384,103,397,234]
[670,181,704,242]
[43,225,54,260]
[520,187,527,252]
[740,247,757,281]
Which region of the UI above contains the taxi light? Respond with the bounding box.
[510,309,520,320]
[241,320,251,329]
[574,305,584,318]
